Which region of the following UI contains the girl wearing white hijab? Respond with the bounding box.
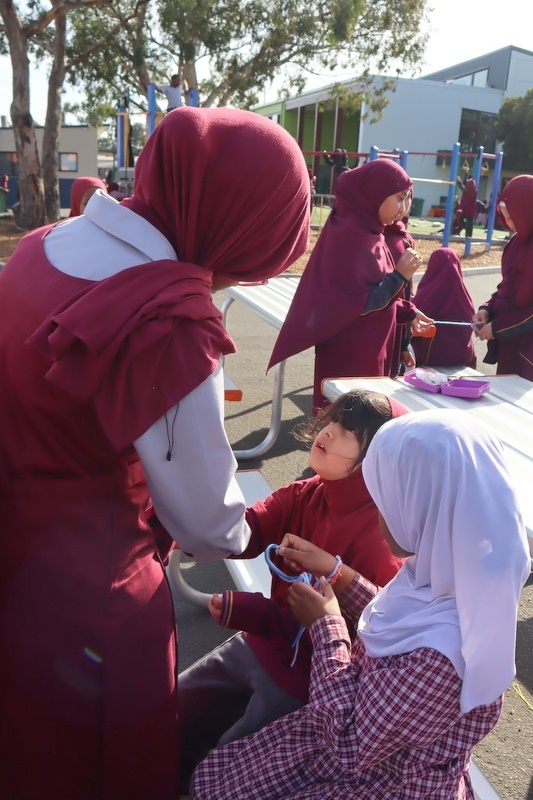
[190,410,530,800]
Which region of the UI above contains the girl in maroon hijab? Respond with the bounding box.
[474,174,533,380]
[412,247,476,368]
[269,159,433,412]
[68,175,107,216]
[0,108,309,799]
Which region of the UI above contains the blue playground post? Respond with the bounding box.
[116,106,126,169]
[442,143,461,247]
[188,87,199,107]
[147,83,157,137]
[369,145,379,161]
[485,151,504,249]
[464,146,484,256]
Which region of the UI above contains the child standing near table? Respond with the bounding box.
[268,159,433,414]
[412,247,476,368]
[177,389,408,792]
[190,410,530,800]
[474,174,533,380]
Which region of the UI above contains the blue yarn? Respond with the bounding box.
[264,544,316,667]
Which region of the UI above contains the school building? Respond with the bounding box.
[254,45,533,216]
[0,123,98,213]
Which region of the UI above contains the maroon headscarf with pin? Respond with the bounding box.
[30,108,310,450]
[122,106,310,285]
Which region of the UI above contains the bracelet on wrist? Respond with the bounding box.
[325,555,343,585]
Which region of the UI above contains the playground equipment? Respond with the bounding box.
[114,81,200,169]
[368,144,504,253]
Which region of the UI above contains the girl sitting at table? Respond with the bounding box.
[177,389,408,792]
[189,409,530,800]
[268,159,433,415]
[412,247,477,368]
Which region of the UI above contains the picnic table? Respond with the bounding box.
[220,275,299,459]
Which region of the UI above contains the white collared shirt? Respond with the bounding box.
[44,190,250,560]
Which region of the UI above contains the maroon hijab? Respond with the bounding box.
[30,108,310,449]
[69,177,107,217]
[498,175,533,307]
[269,158,412,368]
[122,107,310,285]
[412,247,476,367]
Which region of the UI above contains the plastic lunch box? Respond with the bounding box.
[403,368,490,399]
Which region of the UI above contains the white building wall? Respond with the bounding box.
[359,78,503,213]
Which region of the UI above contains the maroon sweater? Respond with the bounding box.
[222,469,404,701]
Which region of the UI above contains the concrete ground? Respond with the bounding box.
[173,266,533,800]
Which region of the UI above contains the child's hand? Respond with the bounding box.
[279,534,337,579]
[287,578,341,628]
[475,321,494,341]
[208,593,223,624]
[396,247,424,280]
[411,310,434,335]
[472,309,489,329]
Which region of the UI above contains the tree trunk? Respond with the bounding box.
[0,0,46,230]
[42,6,67,223]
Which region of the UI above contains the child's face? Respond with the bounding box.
[378,512,413,558]
[309,421,361,480]
[378,189,411,226]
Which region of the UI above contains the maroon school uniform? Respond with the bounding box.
[482,175,533,379]
[412,247,476,367]
[230,465,404,700]
[0,107,310,798]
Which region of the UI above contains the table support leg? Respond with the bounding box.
[233,360,286,460]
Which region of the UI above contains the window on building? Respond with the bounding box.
[458,108,496,153]
[446,69,488,88]
[472,69,488,87]
[0,151,19,176]
[58,152,78,172]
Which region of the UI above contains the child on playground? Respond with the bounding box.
[190,409,530,800]
[474,174,533,381]
[177,389,409,791]
[268,158,434,414]
[412,247,476,368]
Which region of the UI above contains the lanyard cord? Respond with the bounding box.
[264,544,342,667]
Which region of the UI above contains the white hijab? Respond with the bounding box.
[360,410,530,713]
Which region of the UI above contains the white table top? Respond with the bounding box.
[226,274,300,330]
[323,373,533,561]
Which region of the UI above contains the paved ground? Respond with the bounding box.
[173,267,533,800]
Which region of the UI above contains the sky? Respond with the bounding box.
[1,0,533,125]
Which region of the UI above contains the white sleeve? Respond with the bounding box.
[134,361,251,561]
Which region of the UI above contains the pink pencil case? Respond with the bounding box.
[403,369,490,399]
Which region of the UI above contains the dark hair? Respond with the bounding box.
[294,389,393,470]
[171,74,180,80]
